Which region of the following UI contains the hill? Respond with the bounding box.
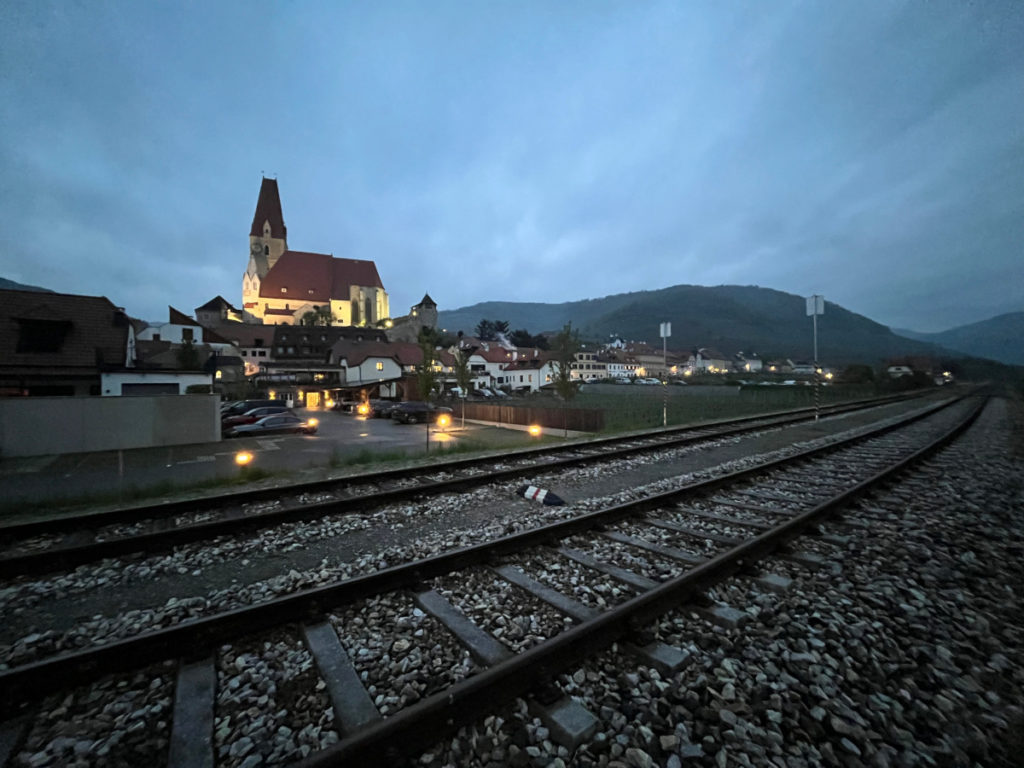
[0,277,52,293]
[438,285,957,366]
[892,312,1024,366]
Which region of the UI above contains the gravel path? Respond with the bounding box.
[411,395,1023,767]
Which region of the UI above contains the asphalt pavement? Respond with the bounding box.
[0,408,539,514]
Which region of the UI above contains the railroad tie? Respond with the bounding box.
[553,546,659,593]
[493,564,693,676]
[414,586,600,750]
[301,621,381,735]
[0,715,31,767]
[168,657,216,768]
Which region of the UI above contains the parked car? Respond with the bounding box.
[226,414,318,437]
[221,399,279,418]
[369,400,398,418]
[471,388,492,398]
[222,406,293,429]
[390,402,454,424]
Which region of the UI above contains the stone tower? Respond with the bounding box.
[243,178,288,321]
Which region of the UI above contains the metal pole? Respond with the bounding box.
[813,312,819,422]
[663,334,668,427]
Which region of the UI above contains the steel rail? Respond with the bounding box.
[0,394,968,718]
[0,391,920,542]
[300,396,987,767]
[0,392,928,578]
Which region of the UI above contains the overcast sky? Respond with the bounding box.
[1,1,1021,332]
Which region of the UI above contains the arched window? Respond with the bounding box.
[264,245,269,255]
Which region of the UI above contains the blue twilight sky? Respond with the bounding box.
[1,1,1021,332]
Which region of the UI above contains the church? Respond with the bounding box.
[241,178,390,327]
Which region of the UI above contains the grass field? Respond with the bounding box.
[573,383,876,432]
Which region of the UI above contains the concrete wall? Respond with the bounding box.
[0,395,221,457]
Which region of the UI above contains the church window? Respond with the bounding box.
[308,289,314,295]
[264,245,269,255]
[281,287,287,294]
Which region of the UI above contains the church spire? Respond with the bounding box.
[250,177,287,240]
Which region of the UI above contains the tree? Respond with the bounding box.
[452,347,472,427]
[474,319,510,341]
[552,323,581,436]
[509,328,549,350]
[300,306,334,326]
[415,329,439,402]
[475,319,496,340]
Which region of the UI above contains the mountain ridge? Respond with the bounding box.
[437,284,982,366]
[891,311,1024,366]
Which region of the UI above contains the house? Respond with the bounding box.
[194,296,243,327]
[253,325,388,406]
[332,339,456,400]
[0,288,132,397]
[136,307,238,353]
[570,349,608,381]
[598,349,640,379]
[208,322,276,376]
[733,352,763,373]
[496,357,556,392]
[241,178,389,327]
[689,348,732,374]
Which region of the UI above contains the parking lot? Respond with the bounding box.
[0,406,534,514]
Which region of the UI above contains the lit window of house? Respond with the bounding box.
[376,362,384,371]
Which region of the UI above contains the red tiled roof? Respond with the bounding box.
[259,251,384,301]
[250,177,287,239]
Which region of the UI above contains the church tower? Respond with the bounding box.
[243,178,288,322]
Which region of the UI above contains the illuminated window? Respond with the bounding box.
[375,362,384,371]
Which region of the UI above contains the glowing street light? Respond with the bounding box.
[235,451,253,467]
[528,424,542,437]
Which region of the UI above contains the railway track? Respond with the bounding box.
[0,394,985,767]
[0,392,929,578]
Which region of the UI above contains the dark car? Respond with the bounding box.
[226,414,318,437]
[369,399,399,418]
[222,406,293,429]
[221,399,279,418]
[391,401,453,424]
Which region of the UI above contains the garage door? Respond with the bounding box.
[121,383,179,396]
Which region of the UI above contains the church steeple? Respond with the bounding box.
[250,177,287,241]
[248,177,288,277]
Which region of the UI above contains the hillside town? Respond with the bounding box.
[1,178,949,405]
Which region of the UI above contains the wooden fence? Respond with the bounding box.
[460,401,604,432]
